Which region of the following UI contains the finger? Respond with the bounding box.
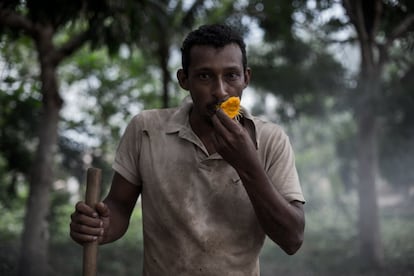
[215,111,246,143]
[75,201,99,218]
[211,112,231,138]
[95,202,110,218]
[71,212,102,228]
[70,219,103,234]
[213,111,246,143]
[215,109,240,130]
[70,229,99,244]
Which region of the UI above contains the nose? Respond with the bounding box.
[212,78,228,100]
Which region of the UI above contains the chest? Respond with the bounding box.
[138,129,257,230]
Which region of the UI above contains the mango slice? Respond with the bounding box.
[219,96,241,119]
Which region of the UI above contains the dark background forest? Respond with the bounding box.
[1,0,413,275]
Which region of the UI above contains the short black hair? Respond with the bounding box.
[180,24,247,75]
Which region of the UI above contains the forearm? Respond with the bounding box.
[237,163,305,254]
[100,198,131,244]
[98,172,140,245]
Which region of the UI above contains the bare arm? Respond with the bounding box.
[236,162,305,254]
[70,172,141,245]
[100,172,141,244]
[211,110,305,255]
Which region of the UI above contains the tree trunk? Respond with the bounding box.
[342,0,385,268]
[356,105,383,268]
[159,36,171,108]
[354,58,384,269]
[18,25,62,276]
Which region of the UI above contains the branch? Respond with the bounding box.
[52,28,91,65]
[0,8,35,36]
[388,14,414,43]
[181,0,205,27]
[378,14,414,70]
[342,0,370,45]
[371,0,383,39]
[326,37,358,45]
[341,0,357,29]
[353,1,370,43]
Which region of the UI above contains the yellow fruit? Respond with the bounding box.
[219,96,241,119]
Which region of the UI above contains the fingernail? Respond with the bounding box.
[92,212,98,218]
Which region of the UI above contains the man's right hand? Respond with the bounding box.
[69,201,110,245]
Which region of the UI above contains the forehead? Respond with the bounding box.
[188,44,244,71]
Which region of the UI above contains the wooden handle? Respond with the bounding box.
[82,168,102,276]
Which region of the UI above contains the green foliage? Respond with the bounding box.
[1,0,413,275]
[249,44,345,119]
[379,66,414,189]
[26,0,85,27]
[49,190,73,242]
[259,206,414,275]
[0,36,40,207]
[381,214,414,268]
[59,45,167,158]
[247,0,346,120]
[246,0,299,42]
[0,201,25,240]
[0,90,40,174]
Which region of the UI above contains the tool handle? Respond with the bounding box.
[82,168,101,276]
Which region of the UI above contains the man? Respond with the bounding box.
[70,23,305,275]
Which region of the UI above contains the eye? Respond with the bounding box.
[198,73,211,81]
[226,72,241,81]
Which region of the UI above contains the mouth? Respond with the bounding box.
[216,97,230,106]
[206,102,218,117]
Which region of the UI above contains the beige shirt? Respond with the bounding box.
[113,98,304,276]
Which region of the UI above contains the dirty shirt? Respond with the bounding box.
[113,97,305,276]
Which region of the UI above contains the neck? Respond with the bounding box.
[189,108,212,135]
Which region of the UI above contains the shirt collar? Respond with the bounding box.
[165,96,193,134]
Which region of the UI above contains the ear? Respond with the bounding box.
[177,69,189,90]
[243,67,251,88]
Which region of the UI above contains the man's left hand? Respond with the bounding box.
[211,109,258,171]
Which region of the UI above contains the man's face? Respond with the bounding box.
[178,43,251,122]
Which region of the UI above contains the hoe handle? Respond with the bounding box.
[82,168,101,276]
